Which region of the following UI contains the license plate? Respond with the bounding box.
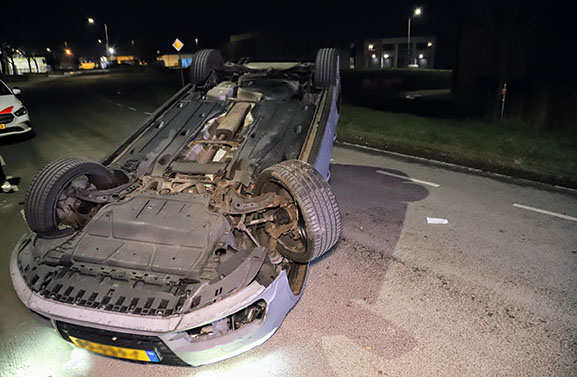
[69,336,160,362]
[0,124,5,129]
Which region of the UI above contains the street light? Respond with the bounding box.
[408,7,422,66]
[88,17,110,57]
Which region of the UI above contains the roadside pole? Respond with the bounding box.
[178,51,184,87]
[500,83,507,120]
[172,38,185,88]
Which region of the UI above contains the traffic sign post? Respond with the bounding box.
[172,38,185,87]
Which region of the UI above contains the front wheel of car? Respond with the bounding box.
[25,157,118,239]
[256,160,342,263]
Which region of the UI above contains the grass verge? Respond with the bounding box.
[338,105,577,188]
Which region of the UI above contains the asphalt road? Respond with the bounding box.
[1,72,576,377]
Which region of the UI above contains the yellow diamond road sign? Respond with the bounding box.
[172,38,184,52]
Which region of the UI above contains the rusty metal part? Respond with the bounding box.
[209,184,289,215]
[215,102,252,139]
[195,134,227,164]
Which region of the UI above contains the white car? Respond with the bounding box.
[0,79,32,137]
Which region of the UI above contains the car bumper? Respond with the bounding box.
[10,234,303,366]
[0,116,32,138]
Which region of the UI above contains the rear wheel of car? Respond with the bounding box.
[25,157,118,238]
[314,48,340,88]
[256,160,341,263]
[189,49,224,85]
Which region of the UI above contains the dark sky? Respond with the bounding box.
[1,1,461,59]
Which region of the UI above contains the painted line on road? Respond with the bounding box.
[144,111,152,116]
[127,107,137,111]
[376,170,440,188]
[513,203,577,222]
[116,103,124,107]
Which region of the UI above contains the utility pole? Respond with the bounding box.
[104,23,110,57]
[407,8,422,66]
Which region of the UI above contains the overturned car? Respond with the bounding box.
[10,48,342,366]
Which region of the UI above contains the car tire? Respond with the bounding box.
[25,157,117,238]
[189,49,224,85]
[256,160,341,263]
[314,48,340,88]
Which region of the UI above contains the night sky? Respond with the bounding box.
[2,1,460,63]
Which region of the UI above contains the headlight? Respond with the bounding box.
[14,107,27,116]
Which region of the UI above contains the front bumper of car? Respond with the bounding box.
[0,110,32,137]
[10,234,303,367]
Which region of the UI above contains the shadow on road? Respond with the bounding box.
[303,163,429,359]
[0,131,36,147]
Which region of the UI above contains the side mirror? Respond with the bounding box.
[12,88,22,95]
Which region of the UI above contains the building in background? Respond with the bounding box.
[156,54,194,68]
[360,36,436,69]
[220,32,437,71]
[2,54,49,74]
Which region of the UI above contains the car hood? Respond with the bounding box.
[0,94,21,114]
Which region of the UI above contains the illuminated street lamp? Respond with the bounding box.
[88,17,110,57]
[65,49,72,56]
[108,47,115,55]
[408,7,422,66]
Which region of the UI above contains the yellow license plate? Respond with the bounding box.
[69,336,160,362]
[0,124,5,129]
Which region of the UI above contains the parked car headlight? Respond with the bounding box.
[14,107,27,116]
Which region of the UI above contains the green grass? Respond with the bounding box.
[338,105,577,188]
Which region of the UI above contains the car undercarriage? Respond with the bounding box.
[11,48,342,366]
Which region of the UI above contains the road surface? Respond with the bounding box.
[0,72,575,377]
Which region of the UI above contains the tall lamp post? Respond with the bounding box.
[88,17,110,57]
[407,7,422,67]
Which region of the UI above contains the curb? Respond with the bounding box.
[335,141,577,195]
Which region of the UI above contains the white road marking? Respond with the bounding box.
[144,111,152,116]
[427,217,448,224]
[376,170,440,188]
[513,203,577,222]
[127,107,137,111]
[116,103,123,107]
